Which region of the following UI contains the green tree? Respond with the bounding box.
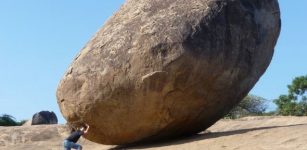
[227,94,268,119]
[0,114,26,126]
[274,75,307,116]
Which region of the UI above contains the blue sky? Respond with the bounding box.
[0,0,306,123]
[251,0,307,110]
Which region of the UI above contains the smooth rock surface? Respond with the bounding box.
[31,111,58,125]
[1,117,307,150]
[57,0,281,145]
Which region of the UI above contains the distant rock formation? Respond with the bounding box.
[57,0,281,145]
[22,119,32,126]
[31,111,58,125]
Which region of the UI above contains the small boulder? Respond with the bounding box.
[31,111,58,125]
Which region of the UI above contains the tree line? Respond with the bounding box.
[0,114,27,126]
[228,75,307,118]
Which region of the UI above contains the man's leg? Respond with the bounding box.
[70,142,82,150]
[64,147,71,150]
[63,140,71,150]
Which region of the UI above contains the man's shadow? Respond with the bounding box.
[109,123,307,150]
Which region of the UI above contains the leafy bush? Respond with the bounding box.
[0,114,26,126]
[274,75,307,116]
[226,94,268,119]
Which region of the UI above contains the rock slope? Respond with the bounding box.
[1,117,307,150]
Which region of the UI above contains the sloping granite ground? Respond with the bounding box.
[1,116,307,150]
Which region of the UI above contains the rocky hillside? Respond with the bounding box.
[1,116,307,150]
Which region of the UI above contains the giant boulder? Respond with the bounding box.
[56,0,281,145]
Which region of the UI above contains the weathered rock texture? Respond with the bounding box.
[57,0,281,145]
[31,111,58,125]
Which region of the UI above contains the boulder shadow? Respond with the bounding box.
[109,123,307,150]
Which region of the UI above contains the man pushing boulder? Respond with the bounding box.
[64,124,90,150]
